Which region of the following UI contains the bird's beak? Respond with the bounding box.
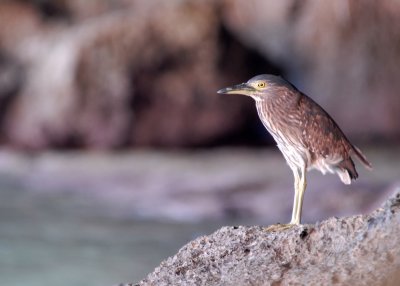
[217,83,256,96]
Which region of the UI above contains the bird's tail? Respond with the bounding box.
[337,158,358,184]
[351,145,372,170]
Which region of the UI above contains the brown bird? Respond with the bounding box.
[218,74,371,228]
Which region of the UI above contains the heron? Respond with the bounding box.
[218,74,371,229]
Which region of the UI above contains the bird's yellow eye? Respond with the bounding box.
[257,82,266,88]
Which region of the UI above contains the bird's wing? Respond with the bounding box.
[298,93,352,162]
[297,93,372,170]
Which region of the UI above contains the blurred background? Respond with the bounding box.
[0,0,399,285]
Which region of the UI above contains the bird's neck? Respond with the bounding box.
[255,98,276,131]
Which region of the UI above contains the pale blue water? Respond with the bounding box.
[0,180,238,286]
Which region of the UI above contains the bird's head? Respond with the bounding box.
[217,74,294,100]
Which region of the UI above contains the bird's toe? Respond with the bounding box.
[264,223,297,232]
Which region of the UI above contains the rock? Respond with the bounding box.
[0,0,274,149]
[1,0,400,149]
[136,190,400,285]
[3,0,400,150]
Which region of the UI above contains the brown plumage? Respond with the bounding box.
[218,74,371,227]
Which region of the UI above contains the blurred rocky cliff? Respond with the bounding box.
[0,0,399,149]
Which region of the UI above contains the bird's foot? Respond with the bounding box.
[264,223,296,232]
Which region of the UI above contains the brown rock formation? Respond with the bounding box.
[0,0,272,149]
[0,0,400,149]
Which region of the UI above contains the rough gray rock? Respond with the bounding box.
[136,190,400,286]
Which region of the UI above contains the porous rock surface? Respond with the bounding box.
[136,190,400,285]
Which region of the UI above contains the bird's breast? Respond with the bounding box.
[255,99,311,168]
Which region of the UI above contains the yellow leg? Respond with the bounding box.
[290,169,300,224]
[265,167,304,232]
[292,167,307,225]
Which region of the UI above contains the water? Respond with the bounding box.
[0,183,239,286]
